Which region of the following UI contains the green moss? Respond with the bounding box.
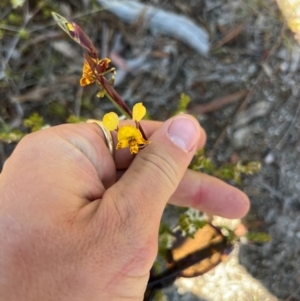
[157,222,173,259]
[190,149,261,185]
[10,0,25,9]
[178,208,207,237]
[37,0,57,18]
[0,130,24,143]
[8,12,22,25]
[246,232,271,243]
[23,112,45,132]
[153,290,168,301]
[173,93,191,115]
[67,115,86,124]
[18,28,29,39]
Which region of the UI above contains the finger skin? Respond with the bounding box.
[169,169,250,218]
[116,168,250,219]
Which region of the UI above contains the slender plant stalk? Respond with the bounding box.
[52,12,148,140]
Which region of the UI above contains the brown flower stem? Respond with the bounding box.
[103,78,147,140]
[104,91,131,119]
[138,124,147,141]
[85,54,148,140]
[97,75,132,117]
[52,13,148,140]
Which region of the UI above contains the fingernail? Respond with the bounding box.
[167,116,199,152]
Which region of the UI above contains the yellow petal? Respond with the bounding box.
[129,143,139,154]
[135,135,149,146]
[117,125,139,142]
[132,102,146,122]
[103,112,119,131]
[96,89,106,98]
[116,140,129,149]
[82,60,92,73]
[80,60,95,86]
[116,125,150,154]
[80,76,93,86]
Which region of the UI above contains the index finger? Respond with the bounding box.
[90,119,206,170]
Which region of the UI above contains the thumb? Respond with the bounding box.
[107,114,204,225]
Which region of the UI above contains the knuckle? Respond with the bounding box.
[103,188,138,229]
[138,150,179,190]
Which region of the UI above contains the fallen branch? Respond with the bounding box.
[188,90,248,115]
[97,0,210,55]
[212,22,246,49]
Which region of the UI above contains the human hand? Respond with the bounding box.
[0,115,249,301]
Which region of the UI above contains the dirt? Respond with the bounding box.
[1,0,300,300]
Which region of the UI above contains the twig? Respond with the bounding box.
[189,89,248,115]
[212,21,246,49]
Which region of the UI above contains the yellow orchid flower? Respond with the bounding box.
[80,59,96,86]
[102,103,150,154]
[80,58,113,87]
[117,125,148,154]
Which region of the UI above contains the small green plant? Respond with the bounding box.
[67,115,87,124]
[177,208,207,238]
[173,93,191,115]
[10,0,25,9]
[23,112,45,132]
[0,129,24,143]
[153,290,168,301]
[190,149,261,185]
[246,231,271,243]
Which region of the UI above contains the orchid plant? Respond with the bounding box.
[52,12,149,155]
